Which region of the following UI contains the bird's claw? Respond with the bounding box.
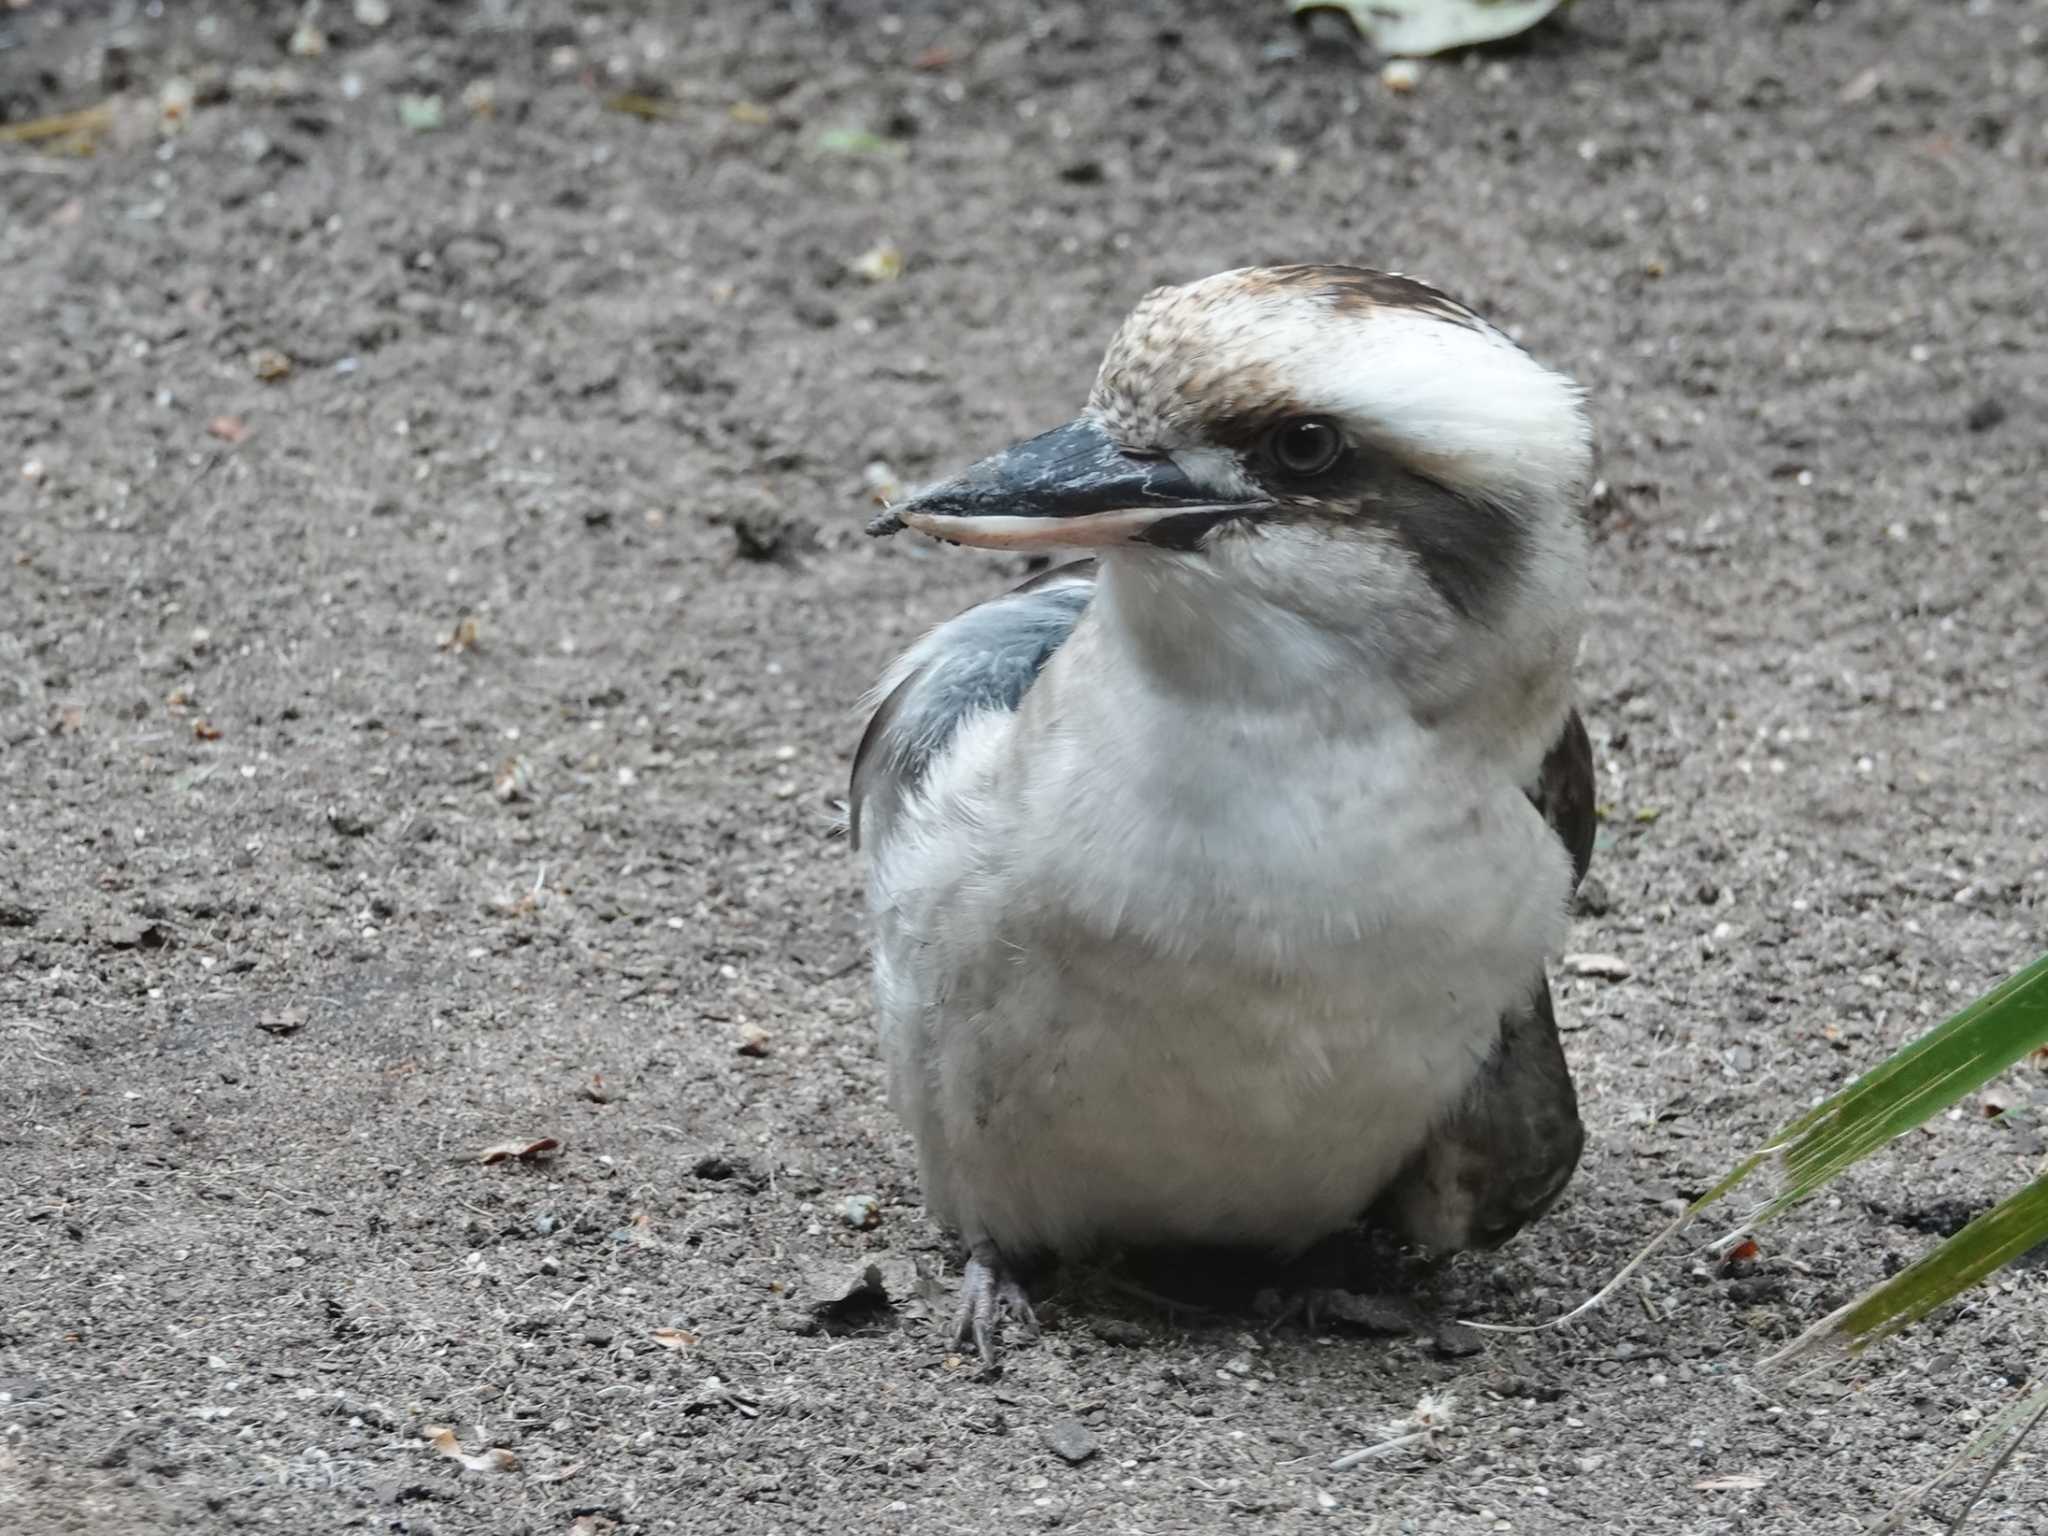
[953,1247,1039,1370]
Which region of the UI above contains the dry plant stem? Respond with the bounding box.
[1942,1392,2048,1536]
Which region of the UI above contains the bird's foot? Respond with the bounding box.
[954,1243,1039,1371]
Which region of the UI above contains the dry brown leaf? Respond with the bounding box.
[494,756,533,802]
[206,415,249,444]
[248,347,293,382]
[651,1327,699,1351]
[478,1135,561,1166]
[850,243,902,284]
[0,102,113,149]
[606,92,686,121]
[423,1425,520,1473]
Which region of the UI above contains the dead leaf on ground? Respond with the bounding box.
[206,415,249,444]
[812,126,906,159]
[651,1327,699,1351]
[1563,952,1633,981]
[850,243,902,284]
[478,1135,561,1166]
[256,1007,307,1038]
[615,1210,653,1246]
[0,102,113,153]
[396,94,444,132]
[494,756,533,802]
[248,347,293,382]
[606,92,686,121]
[159,77,196,131]
[422,1425,520,1473]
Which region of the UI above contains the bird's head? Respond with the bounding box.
[876,265,1592,723]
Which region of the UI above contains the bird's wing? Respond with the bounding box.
[849,560,1097,850]
[1527,707,1596,891]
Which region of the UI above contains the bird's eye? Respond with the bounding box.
[1267,417,1344,478]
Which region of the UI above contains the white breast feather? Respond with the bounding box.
[866,612,1572,1257]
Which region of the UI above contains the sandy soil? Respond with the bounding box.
[3,2,2045,1532]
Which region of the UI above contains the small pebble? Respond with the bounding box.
[1381,59,1421,93]
[1046,1418,1098,1465]
[1433,1322,1485,1359]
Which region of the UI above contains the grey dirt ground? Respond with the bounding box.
[3,2,2046,1532]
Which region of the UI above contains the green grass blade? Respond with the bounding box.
[1865,1378,2048,1534]
[1475,953,2047,1335]
[1769,1173,2048,1369]
[1729,953,2048,1236]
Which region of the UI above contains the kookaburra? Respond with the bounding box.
[852,265,1597,1364]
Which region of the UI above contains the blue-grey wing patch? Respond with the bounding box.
[849,561,1096,850]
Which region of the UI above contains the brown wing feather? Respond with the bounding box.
[1530,707,1596,892]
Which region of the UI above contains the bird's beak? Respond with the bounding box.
[869,417,1266,551]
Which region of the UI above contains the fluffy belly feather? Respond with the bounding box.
[869,709,1571,1259]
